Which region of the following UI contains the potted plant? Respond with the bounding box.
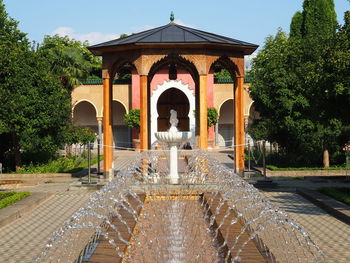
[124,109,140,149]
[207,107,219,148]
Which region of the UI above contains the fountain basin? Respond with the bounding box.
[37,150,325,263]
[155,131,192,144]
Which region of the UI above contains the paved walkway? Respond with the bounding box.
[209,151,350,263]
[0,150,349,262]
[0,191,90,262]
[0,151,137,263]
[264,191,350,263]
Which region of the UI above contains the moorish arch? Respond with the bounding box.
[218,99,234,147]
[112,100,129,148]
[148,54,200,86]
[150,80,195,145]
[72,100,98,133]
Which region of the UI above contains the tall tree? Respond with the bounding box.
[0,0,71,170]
[38,35,102,90]
[299,0,338,167]
[301,0,337,38]
[250,0,348,167]
[290,11,303,38]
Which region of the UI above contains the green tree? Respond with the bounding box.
[119,33,128,39]
[249,30,317,165]
[290,11,303,38]
[331,11,350,160]
[301,0,337,38]
[0,0,71,170]
[250,0,347,168]
[38,35,102,90]
[299,0,339,167]
[64,124,96,155]
[213,68,231,79]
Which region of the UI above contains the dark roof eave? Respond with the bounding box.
[88,42,258,56]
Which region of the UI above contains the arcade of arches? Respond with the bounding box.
[71,65,257,172]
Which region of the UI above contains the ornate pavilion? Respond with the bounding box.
[73,17,258,174]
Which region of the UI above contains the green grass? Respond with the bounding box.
[266,165,347,171]
[15,155,104,174]
[0,191,31,210]
[318,187,350,206]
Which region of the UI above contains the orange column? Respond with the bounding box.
[140,75,148,151]
[103,75,113,172]
[199,75,208,149]
[234,76,245,172]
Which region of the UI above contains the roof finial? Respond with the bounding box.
[170,11,175,23]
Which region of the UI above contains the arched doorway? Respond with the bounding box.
[157,88,190,132]
[72,101,98,151]
[112,101,129,148]
[73,101,98,132]
[150,80,195,145]
[218,99,234,147]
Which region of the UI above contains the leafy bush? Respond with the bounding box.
[207,108,219,128]
[0,192,31,210]
[124,109,140,131]
[65,124,96,146]
[15,154,103,174]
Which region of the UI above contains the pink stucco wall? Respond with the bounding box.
[207,69,214,107]
[207,69,215,146]
[150,67,195,94]
[131,68,140,109]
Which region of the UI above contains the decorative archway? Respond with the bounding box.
[72,100,98,130]
[112,100,129,148]
[218,99,234,147]
[150,80,195,145]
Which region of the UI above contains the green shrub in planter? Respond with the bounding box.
[207,107,219,128]
[124,109,140,131]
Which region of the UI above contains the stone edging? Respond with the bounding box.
[296,188,350,226]
[0,173,73,179]
[0,192,53,228]
[252,166,348,177]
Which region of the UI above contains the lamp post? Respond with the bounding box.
[88,142,92,184]
[262,140,266,179]
[97,118,103,175]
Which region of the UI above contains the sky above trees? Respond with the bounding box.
[3,0,349,48]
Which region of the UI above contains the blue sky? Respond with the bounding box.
[3,0,350,49]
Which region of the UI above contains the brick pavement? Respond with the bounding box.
[1,150,349,262]
[208,151,350,263]
[0,192,91,263]
[0,151,137,263]
[263,191,350,263]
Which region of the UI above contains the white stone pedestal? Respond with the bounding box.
[169,143,179,184]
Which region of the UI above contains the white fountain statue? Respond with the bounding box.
[155,109,192,184]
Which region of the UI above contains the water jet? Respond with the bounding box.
[37,112,324,262]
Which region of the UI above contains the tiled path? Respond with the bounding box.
[0,151,137,263]
[264,191,350,263]
[1,150,349,262]
[209,151,350,263]
[0,192,90,262]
